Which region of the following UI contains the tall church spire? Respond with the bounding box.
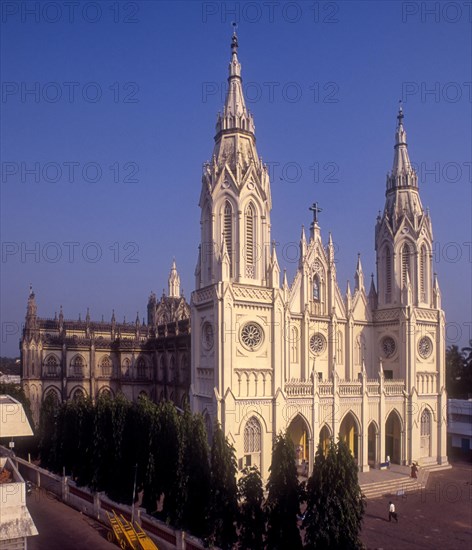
[215,31,255,137]
[391,105,413,178]
[384,106,422,221]
[198,31,272,288]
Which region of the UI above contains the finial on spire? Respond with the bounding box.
[397,99,404,125]
[29,283,34,297]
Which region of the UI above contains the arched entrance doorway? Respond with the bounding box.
[368,422,378,466]
[319,425,331,456]
[287,415,310,472]
[339,412,359,462]
[385,410,402,464]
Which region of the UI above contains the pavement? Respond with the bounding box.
[360,460,472,549]
[26,487,115,550]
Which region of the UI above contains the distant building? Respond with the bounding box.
[0,374,21,385]
[448,398,472,460]
[21,262,191,423]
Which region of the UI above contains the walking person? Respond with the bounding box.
[388,501,398,522]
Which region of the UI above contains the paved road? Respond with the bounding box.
[27,488,115,550]
[361,461,472,549]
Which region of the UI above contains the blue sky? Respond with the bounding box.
[1,0,471,356]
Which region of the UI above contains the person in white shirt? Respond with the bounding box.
[388,501,398,522]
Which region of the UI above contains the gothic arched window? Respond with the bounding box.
[290,326,298,363]
[336,331,343,364]
[313,275,320,301]
[402,243,411,288]
[420,245,427,302]
[224,201,233,276]
[243,416,262,469]
[136,356,146,378]
[45,355,58,376]
[245,203,255,278]
[385,247,392,303]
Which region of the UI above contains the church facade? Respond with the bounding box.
[21,33,448,477]
[190,33,448,476]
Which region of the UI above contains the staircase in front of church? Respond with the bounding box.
[359,463,452,499]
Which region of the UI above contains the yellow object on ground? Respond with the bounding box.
[106,510,158,550]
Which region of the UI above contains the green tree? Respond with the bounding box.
[265,433,302,550]
[38,392,60,470]
[91,392,114,491]
[180,411,211,540]
[208,423,238,549]
[151,400,183,523]
[446,344,465,398]
[303,439,365,549]
[237,466,266,550]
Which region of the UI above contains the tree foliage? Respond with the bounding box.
[303,438,365,549]
[180,411,211,540]
[446,342,472,398]
[265,432,303,550]
[237,466,266,550]
[208,423,238,549]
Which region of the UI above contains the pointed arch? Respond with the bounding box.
[420,407,432,458]
[319,424,332,456]
[136,356,147,379]
[122,357,131,377]
[385,246,392,302]
[223,200,233,276]
[44,354,59,376]
[401,243,411,288]
[287,413,311,465]
[99,355,112,376]
[339,411,360,460]
[243,415,262,470]
[336,330,343,364]
[420,244,428,302]
[290,325,299,363]
[70,354,85,376]
[368,420,379,466]
[44,386,61,404]
[245,201,256,278]
[385,409,402,464]
[313,274,320,301]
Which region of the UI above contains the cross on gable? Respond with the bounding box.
[309,202,323,225]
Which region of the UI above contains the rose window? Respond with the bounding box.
[310,333,326,355]
[418,336,433,359]
[382,337,396,358]
[240,322,264,351]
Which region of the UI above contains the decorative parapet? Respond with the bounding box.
[285,380,313,397]
[384,380,405,395]
[338,381,362,396]
[282,378,406,398]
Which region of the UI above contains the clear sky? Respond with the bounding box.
[1,0,471,357]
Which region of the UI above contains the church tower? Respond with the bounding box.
[196,32,273,289]
[375,106,434,309]
[374,107,447,465]
[191,33,282,473]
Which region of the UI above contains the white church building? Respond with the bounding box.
[190,33,448,477]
